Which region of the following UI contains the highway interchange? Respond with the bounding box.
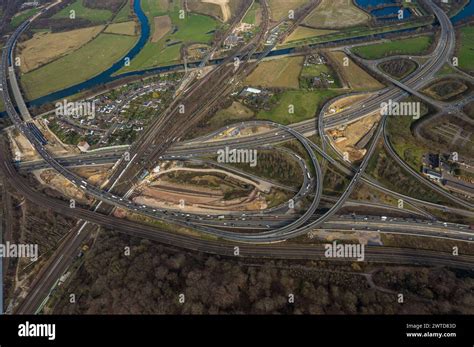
[0,0,473,313]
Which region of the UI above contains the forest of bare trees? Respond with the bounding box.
[51,231,474,314]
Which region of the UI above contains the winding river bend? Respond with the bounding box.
[12,0,474,110]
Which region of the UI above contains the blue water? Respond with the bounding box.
[371,6,411,21]
[355,0,412,21]
[0,0,467,116]
[451,0,474,23]
[355,0,396,9]
[81,25,420,85]
[356,0,474,23]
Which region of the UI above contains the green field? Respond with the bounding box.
[367,145,454,206]
[256,89,341,125]
[386,115,426,170]
[385,97,431,170]
[21,33,137,100]
[141,0,174,35]
[303,0,369,29]
[278,17,433,50]
[352,35,433,60]
[242,1,260,25]
[435,63,458,77]
[53,0,113,22]
[118,3,219,72]
[458,26,474,72]
[142,0,170,17]
[213,101,254,124]
[10,8,40,28]
[299,63,341,88]
[268,0,308,21]
[113,1,132,23]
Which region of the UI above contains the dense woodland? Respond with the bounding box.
[229,149,304,188]
[83,0,125,13]
[0,0,27,33]
[51,231,474,314]
[379,59,417,79]
[420,113,474,158]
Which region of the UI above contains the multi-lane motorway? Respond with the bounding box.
[1,0,470,240]
[2,144,471,314]
[1,0,473,314]
[1,0,469,239]
[1,8,331,243]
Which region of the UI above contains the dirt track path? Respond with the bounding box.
[203,0,231,22]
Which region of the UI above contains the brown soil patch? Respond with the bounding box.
[18,25,104,73]
[72,165,113,186]
[328,112,381,162]
[151,15,172,43]
[35,169,90,204]
[327,51,384,91]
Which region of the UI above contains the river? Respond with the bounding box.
[3,0,473,112]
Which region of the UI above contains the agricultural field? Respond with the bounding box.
[268,0,309,21]
[327,51,384,91]
[21,33,137,100]
[158,11,218,42]
[457,25,474,73]
[141,0,172,17]
[279,17,434,49]
[151,16,172,42]
[18,25,105,73]
[118,2,219,72]
[256,89,341,124]
[112,1,133,22]
[242,1,261,25]
[212,101,255,125]
[303,0,370,28]
[283,26,337,44]
[53,0,114,22]
[245,56,304,89]
[241,54,345,124]
[187,0,231,22]
[352,35,433,60]
[104,21,137,36]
